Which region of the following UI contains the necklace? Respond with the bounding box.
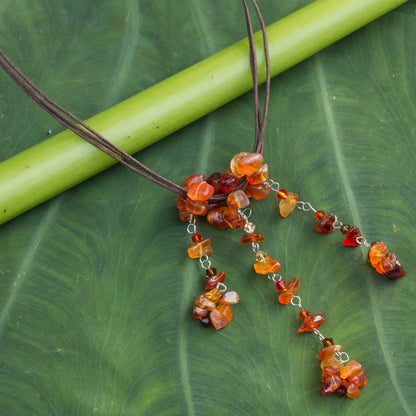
[0,0,412,414]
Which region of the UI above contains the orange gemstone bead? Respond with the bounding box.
[277,276,300,304]
[206,172,222,194]
[247,164,268,185]
[340,360,361,379]
[187,181,215,201]
[192,305,208,320]
[209,308,229,330]
[240,232,265,244]
[279,192,299,217]
[368,241,388,269]
[223,208,246,229]
[207,207,229,230]
[219,173,240,194]
[185,198,208,216]
[205,288,221,302]
[229,152,249,177]
[219,291,240,304]
[187,239,213,258]
[177,194,187,209]
[315,214,337,234]
[245,182,271,200]
[178,207,192,222]
[254,253,281,274]
[297,309,325,333]
[227,190,250,210]
[194,295,216,311]
[205,271,226,290]
[236,153,263,176]
[181,174,205,189]
[348,369,367,387]
[320,374,342,395]
[191,232,203,244]
[216,303,233,322]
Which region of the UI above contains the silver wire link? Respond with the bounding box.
[313,329,325,342]
[356,236,371,248]
[332,215,343,229]
[296,201,317,213]
[239,207,252,221]
[187,215,197,234]
[336,351,350,364]
[216,282,227,293]
[199,255,211,270]
[290,295,302,308]
[252,242,261,253]
[267,178,280,192]
[268,273,282,282]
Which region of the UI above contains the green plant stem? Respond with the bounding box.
[0,0,408,225]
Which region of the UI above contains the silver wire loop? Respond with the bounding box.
[239,207,252,220]
[216,282,227,293]
[296,201,316,213]
[252,242,260,253]
[313,329,325,342]
[332,215,343,229]
[187,215,197,234]
[267,179,280,192]
[356,236,371,248]
[336,351,350,364]
[268,273,282,282]
[199,255,211,270]
[290,295,302,308]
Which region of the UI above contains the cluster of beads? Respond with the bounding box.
[177,152,271,229]
[319,339,367,398]
[187,223,240,330]
[275,184,405,280]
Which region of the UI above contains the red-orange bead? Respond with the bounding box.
[278,277,300,304]
[223,208,246,229]
[229,152,249,177]
[219,173,239,194]
[207,207,229,230]
[187,181,215,201]
[206,172,222,194]
[236,153,263,176]
[247,164,268,185]
[191,232,203,244]
[205,272,226,290]
[240,232,265,244]
[297,309,325,333]
[185,197,208,216]
[245,182,271,200]
[315,214,337,234]
[181,174,205,189]
[315,210,325,221]
[227,190,250,210]
[187,239,213,258]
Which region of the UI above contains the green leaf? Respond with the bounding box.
[0,1,415,415]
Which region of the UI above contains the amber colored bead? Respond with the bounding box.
[206,172,222,194]
[223,208,246,229]
[348,369,367,387]
[207,207,229,230]
[385,262,406,279]
[192,305,208,320]
[200,317,212,327]
[209,308,229,330]
[315,210,326,221]
[247,164,268,185]
[188,239,213,258]
[321,357,345,372]
[205,267,217,278]
[219,291,240,304]
[345,382,360,399]
[279,192,299,218]
[340,224,351,235]
[227,190,250,210]
[216,303,233,322]
[194,295,216,311]
[205,287,221,302]
[187,181,215,201]
[236,153,263,176]
[254,255,281,275]
[320,375,342,395]
[178,207,192,222]
[318,344,342,362]
[191,232,203,244]
[276,189,288,200]
[340,360,361,379]
[315,214,337,234]
[181,174,205,189]
[321,366,340,382]
[275,280,286,291]
[380,252,397,273]
[343,226,361,247]
[229,152,249,177]
[240,232,265,244]
[185,197,208,216]
[335,385,347,397]
[368,241,388,268]
[205,272,226,290]
[177,194,187,209]
[219,173,240,194]
[245,182,271,200]
[277,277,300,305]
[297,309,325,333]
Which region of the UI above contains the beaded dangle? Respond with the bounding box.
[274,185,405,280]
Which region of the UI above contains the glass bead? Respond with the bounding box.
[340,360,361,379]
[315,210,325,221]
[216,303,233,322]
[185,198,208,216]
[207,207,229,230]
[181,174,205,189]
[219,173,240,194]
[229,152,249,177]
[247,164,268,185]
[188,239,213,258]
[205,267,217,278]
[348,369,367,387]
[205,272,226,290]
[219,291,240,304]
[279,192,299,218]
[200,317,212,327]
[236,153,263,176]
[276,189,288,200]
[244,222,255,233]
[209,308,229,330]
[240,232,265,244]
[245,182,271,200]
[275,280,286,291]
[315,214,336,234]
[223,208,246,229]
[254,255,281,274]
[340,224,351,235]
[343,226,361,247]
[385,262,406,279]
[256,250,267,262]
[191,232,203,244]
[187,181,215,201]
[297,309,325,333]
[205,287,221,302]
[227,190,250,210]
[319,375,342,395]
[278,276,299,305]
[194,295,216,311]
[192,305,208,320]
[206,172,222,194]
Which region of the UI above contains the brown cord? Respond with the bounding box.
[0,0,271,203]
